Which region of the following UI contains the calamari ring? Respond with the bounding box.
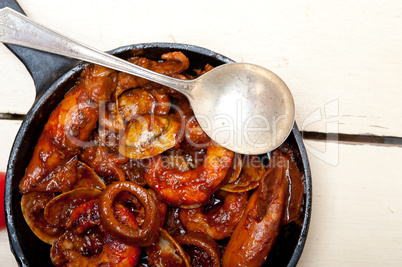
[99,181,160,246]
[174,232,221,267]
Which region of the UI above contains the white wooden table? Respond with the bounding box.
[1,0,402,266]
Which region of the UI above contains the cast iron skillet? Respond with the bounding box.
[1,1,312,266]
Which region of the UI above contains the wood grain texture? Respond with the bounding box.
[298,140,402,267]
[1,0,401,137]
[0,120,21,172]
[0,231,16,267]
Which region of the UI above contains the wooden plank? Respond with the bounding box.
[0,120,21,172]
[1,0,402,137]
[0,121,22,266]
[298,140,402,266]
[0,230,16,267]
[0,45,35,115]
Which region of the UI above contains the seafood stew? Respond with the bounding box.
[8,44,311,267]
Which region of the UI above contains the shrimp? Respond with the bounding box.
[65,200,101,235]
[179,190,248,240]
[20,65,117,194]
[21,156,79,193]
[144,142,234,207]
[222,150,289,267]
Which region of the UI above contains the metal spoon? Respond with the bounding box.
[0,7,295,155]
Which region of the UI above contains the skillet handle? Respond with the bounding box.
[0,0,78,100]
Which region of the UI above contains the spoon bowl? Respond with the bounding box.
[189,62,295,154]
[0,7,295,154]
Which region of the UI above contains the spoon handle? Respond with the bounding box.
[0,7,193,95]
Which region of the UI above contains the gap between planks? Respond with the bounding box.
[301,131,402,147]
[1,113,401,148]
